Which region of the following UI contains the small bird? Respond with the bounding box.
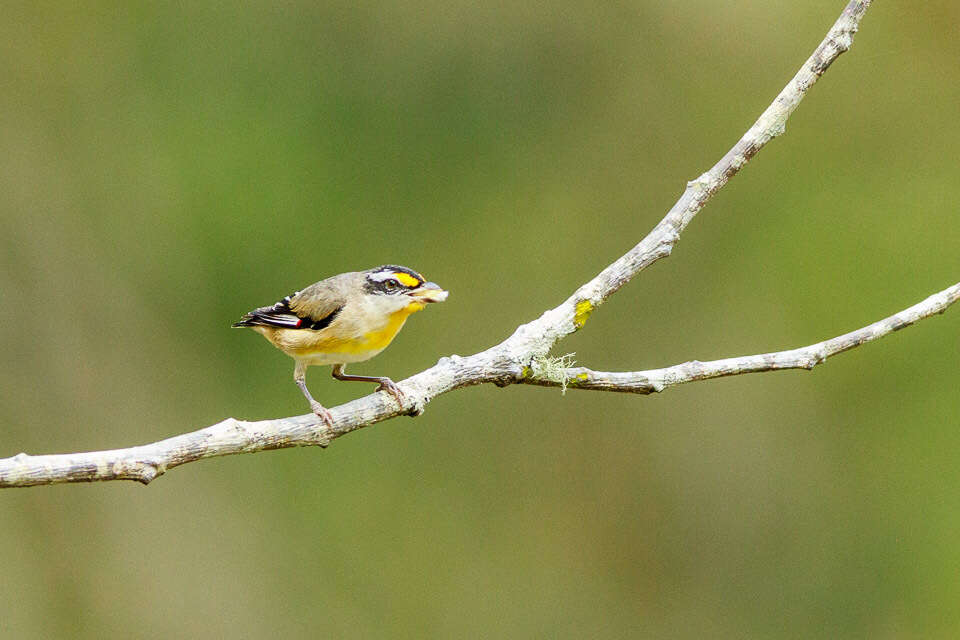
[233,265,448,425]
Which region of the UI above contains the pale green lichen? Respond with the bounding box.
[573,300,593,330]
[530,353,576,395]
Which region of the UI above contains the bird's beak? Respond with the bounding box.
[408,282,448,303]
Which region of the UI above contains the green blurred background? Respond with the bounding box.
[2,0,958,637]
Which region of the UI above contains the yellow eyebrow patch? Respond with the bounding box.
[393,272,421,288]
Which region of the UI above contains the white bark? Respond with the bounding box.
[1,0,928,490]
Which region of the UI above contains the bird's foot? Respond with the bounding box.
[310,402,335,428]
[376,378,405,406]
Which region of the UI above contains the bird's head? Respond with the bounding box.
[363,265,448,314]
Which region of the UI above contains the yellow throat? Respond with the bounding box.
[358,302,425,352]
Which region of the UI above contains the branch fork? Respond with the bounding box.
[4,0,953,490]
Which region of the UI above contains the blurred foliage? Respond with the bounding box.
[2,1,959,637]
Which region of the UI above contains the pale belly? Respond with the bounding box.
[295,348,387,366]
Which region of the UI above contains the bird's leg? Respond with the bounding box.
[331,364,405,406]
[294,361,334,428]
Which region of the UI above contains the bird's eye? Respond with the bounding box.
[383,279,400,291]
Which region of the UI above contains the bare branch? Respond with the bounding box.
[523,282,960,394]
[503,0,875,360]
[0,1,882,488]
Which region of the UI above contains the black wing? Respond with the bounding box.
[232,295,342,330]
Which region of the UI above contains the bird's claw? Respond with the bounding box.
[377,379,405,406]
[310,402,335,428]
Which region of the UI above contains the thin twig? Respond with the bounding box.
[523,282,960,394]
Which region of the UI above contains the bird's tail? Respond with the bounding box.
[231,299,304,329]
[231,315,258,328]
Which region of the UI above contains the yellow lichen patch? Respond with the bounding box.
[573,300,594,330]
[576,372,589,381]
[393,272,422,288]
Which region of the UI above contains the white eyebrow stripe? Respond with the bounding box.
[368,271,397,282]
